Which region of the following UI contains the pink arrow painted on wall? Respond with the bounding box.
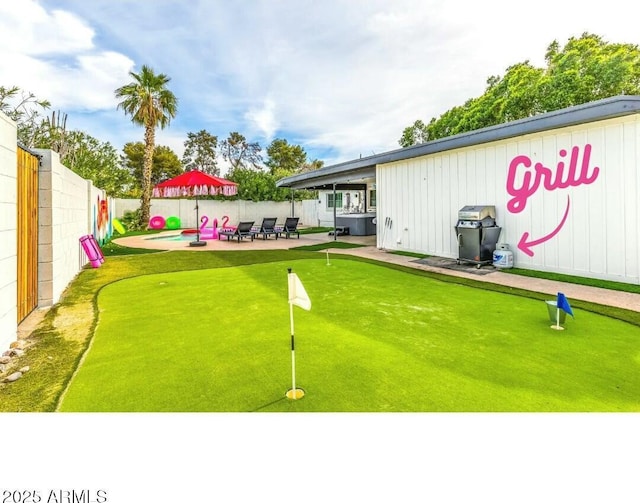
[517,195,571,257]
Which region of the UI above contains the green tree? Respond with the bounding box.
[399,119,429,147]
[264,138,307,175]
[250,138,320,201]
[226,167,290,202]
[399,33,640,146]
[122,142,183,196]
[300,159,324,173]
[37,110,71,158]
[219,132,262,171]
[182,129,219,175]
[1,85,131,195]
[115,65,178,227]
[62,131,134,197]
[541,33,640,110]
[0,85,51,147]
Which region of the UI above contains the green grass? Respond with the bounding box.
[291,241,365,251]
[58,258,640,412]
[4,247,640,412]
[390,250,430,259]
[100,241,164,256]
[102,229,164,256]
[299,226,334,234]
[503,267,640,295]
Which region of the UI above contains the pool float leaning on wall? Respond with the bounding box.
[149,215,166,229]
[113,218,126,234]
[165,216,181,230]
[79,235,105,268]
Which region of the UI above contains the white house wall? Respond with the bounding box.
[316,185,376,227]
[378,114,640,284]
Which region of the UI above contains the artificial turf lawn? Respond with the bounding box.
[58,258,640,412]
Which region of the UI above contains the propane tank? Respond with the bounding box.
[493,243,514,269]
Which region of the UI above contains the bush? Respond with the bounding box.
[121,208,144,231]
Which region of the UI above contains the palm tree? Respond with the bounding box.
[115,65,178,227]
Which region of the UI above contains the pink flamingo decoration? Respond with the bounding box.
[212,218,218,239]
[221,215,236,231]
[196,215,222,240]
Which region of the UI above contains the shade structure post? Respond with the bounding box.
[333,183,337,241]
[189,195,206,247]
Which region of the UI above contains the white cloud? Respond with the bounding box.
[3,0,640,166]
[0,1,91,54]
[35,9,95,54]
[0,0,133,113]
[244,98,278,143]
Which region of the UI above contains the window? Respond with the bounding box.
[369,189,377,208]
[326,192,343,209]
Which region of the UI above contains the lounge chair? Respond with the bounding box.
[219,221,255,242]
[278,217,300,239]
[255,217,279,240]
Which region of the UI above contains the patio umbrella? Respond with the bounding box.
[153,170,238,247]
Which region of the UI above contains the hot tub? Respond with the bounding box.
[335,214,377,236]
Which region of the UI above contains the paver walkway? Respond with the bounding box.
[331,244,640,313]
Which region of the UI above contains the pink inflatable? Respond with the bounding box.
[149,215,166,229]
[80,234,105,268]
[220,215,236,233]
[198,216,219,239]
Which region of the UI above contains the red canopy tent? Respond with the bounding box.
[153,170,238,247]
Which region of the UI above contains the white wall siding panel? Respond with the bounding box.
[622,122,640,280]
[601,123,624,277]
[378,115,640,284]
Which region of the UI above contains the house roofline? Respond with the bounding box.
[277,95,640,189]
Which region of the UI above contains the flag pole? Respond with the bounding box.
[550,298,565,331]
[286,268,304,400]
[289,299,297,398]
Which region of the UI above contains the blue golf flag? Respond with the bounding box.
[557,292,574,317]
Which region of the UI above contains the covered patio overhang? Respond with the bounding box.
[276,163,377,240]
[276,165,376,190]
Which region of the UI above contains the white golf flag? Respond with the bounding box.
[288,272,311,311]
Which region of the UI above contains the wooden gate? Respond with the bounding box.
[17,146,39,323]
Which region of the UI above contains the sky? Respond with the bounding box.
[2,2,639,495]
[2,0,640,174]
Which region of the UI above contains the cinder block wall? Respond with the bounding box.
[0,112,17,351]
[35,149,96,307]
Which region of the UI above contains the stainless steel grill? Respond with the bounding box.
[454,205,502,268]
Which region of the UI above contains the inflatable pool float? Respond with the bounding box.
[166,216,181,230]
[79,234,105,268]
[112,218,126,234]
[149,215,166,229]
